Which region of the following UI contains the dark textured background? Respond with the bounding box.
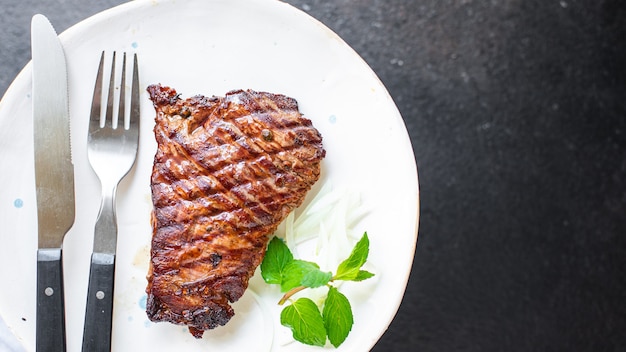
[2,0,625,351]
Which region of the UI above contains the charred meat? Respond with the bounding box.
[145,84,325,338]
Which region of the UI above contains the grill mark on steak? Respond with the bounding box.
[146,84,325,338]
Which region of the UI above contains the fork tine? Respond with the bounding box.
[117,53,127,130]
[104,51,117,129]
[129,53,140,132]
[89,51,105,133]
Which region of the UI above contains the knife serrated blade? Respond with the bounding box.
[31,13,75,352]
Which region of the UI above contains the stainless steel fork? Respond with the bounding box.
[82,51,139,352]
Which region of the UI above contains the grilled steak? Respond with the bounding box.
[145,84,325,338]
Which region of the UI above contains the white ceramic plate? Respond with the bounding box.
[0,0,419,351]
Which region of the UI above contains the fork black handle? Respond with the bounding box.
[82,252,115,352]
[36,248,66,352]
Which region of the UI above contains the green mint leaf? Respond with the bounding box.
[281,298,327,347]
[261,237,294,285]
[352,269,375,281]
[301,268,333,289]
[323,286,353,347]
[334,232,370,281]
[281,260,329,292]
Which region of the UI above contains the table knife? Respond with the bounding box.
[31,14,75,352]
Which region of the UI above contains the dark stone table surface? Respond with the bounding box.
[1,0,624,351]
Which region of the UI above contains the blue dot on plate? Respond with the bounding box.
[138,294,147,309]
[14,198,23,208]
[329,114,337,124]
[131,42,138,49]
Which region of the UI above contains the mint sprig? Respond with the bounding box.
[282,260,331,292]
[323,286,354,347]
[260,235,293,285]
[261,232,374,348]
[280,298,327,347]
[334,233,374,282]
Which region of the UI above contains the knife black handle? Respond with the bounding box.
[36,248,66,352]
[82,252,115,352]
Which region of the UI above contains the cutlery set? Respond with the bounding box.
[31,14,140,352]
